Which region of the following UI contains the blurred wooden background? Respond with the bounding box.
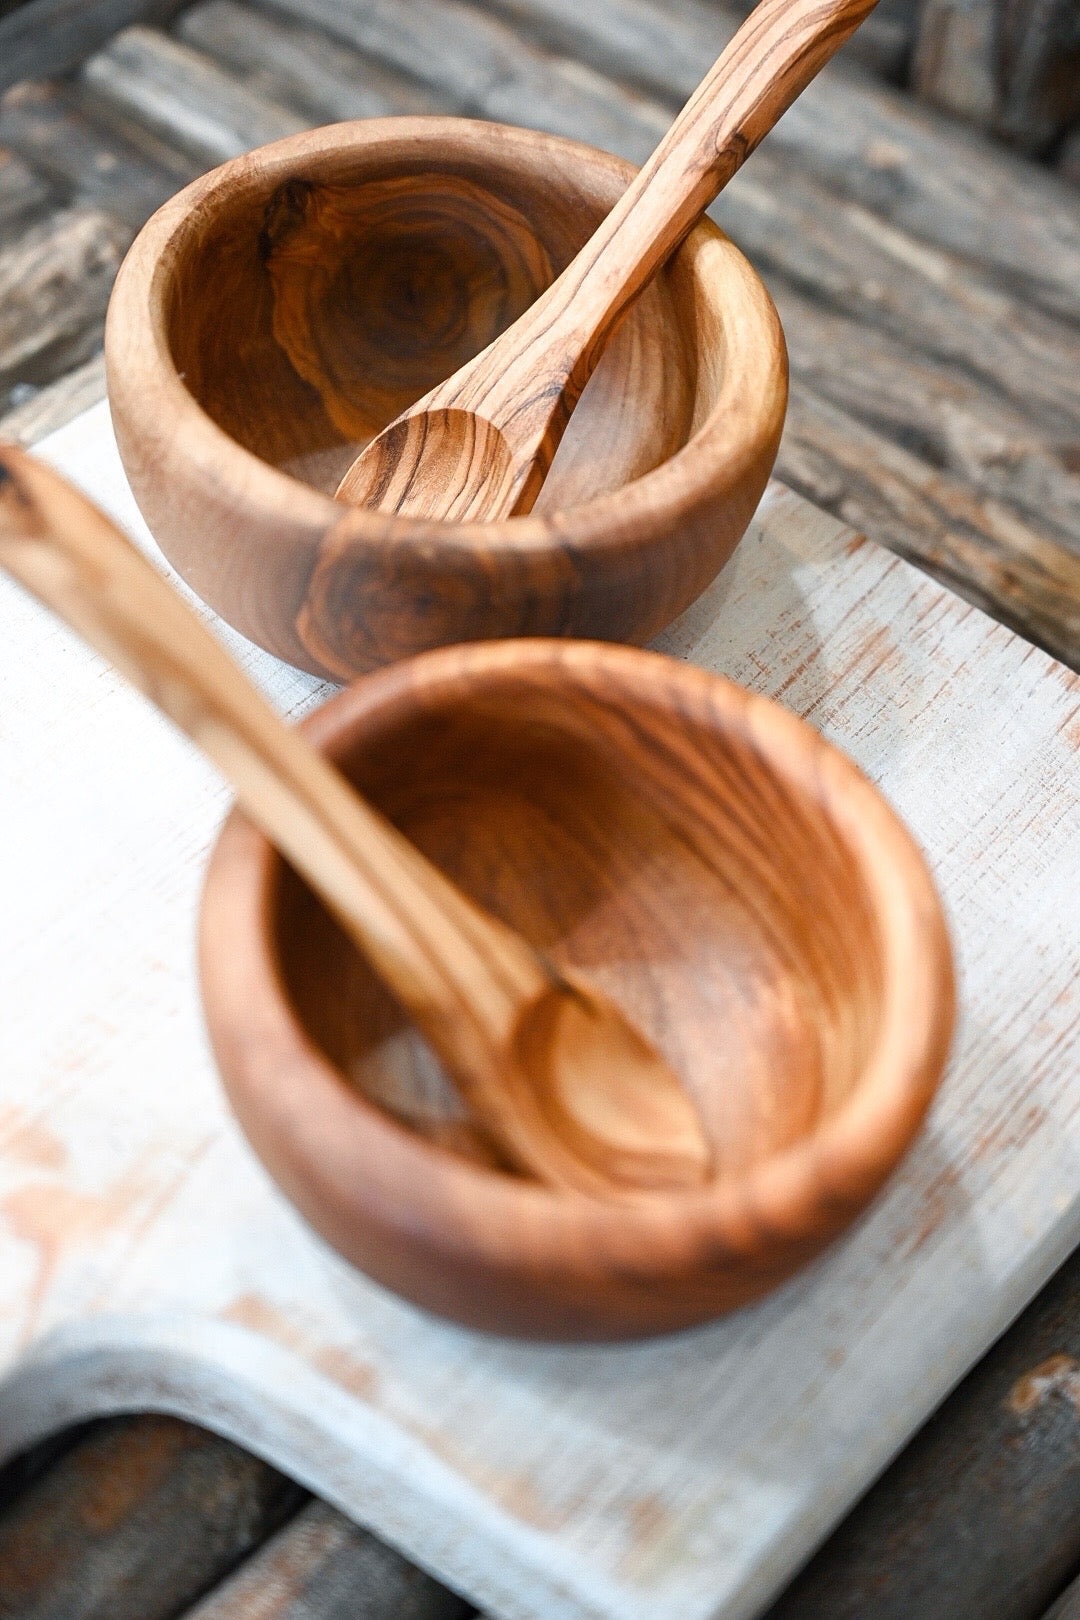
[0,0,1078,1617]
[4,0,1078,167]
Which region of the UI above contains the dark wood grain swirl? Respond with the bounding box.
[104,119,786,679]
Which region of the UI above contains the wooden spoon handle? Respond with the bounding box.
[589,0,881,284]
[457,0,878,437]
[0,445,549,1077]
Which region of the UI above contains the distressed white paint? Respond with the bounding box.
[0,401,1077,1620]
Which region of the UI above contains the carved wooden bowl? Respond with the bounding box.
[105,118,787,680]
[200,641,955,1340]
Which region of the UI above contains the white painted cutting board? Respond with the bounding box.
[1,402,1077,1620]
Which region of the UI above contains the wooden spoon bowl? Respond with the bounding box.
[201,640,955,1340]
[105,118,787,681]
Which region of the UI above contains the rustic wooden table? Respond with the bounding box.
[0,0,1078,1616]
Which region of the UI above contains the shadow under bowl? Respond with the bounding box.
[200,641,955,1340]
[105,117,787,680]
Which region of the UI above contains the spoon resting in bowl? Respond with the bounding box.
[335,0,878,520]
[0,445,711,1198]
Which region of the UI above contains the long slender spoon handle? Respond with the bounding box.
[0,444,543,1043]
[470,0,879,475]
[549,0,879,351]
[0,446,709,1195]
[337,0,878,515]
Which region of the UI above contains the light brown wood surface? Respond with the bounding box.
[104,117,786,679]
[7,0,1077,669]
[0,0,1076,1606]
[0,438,954,1336]
[0,443,710,1201]
[333,0,877,521]
[912,0,1080,156]
[0,404,1073,1615]
[203,634,954,1338]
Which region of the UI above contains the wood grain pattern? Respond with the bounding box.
[0,207,128,399]
[8,0,1057,668]
[0,444,951,1329]
[105,118,786,678]
[766,1240,1080,1620]
[176,0,456,125]
[912,0,1080,155]
[184,1498,473,1620]
[0,146,50,235]
[0,1415,305,1620]
[0,79,199,230]
[0,445,709,1205]
[0,354,108,446]
[79,26,305,168]
[486,0,914,87]
[269,0,1080,323]
[777,381,1080,667]
[333,0,876,520]
[0,404,1075,1619]
[89,7,1080,671]
[202,635,953,1337]
[0,0,175,96]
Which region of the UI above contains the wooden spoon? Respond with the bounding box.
[0,445,710,1198]
[335,0,878,520]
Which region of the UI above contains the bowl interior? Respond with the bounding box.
[163,144,711,510]
[273,672,888,1181]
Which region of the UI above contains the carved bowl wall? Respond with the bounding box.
[106,118,787,679]
[200,641,954,1340]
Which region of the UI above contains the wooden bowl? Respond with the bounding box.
[104,118,787,681]
[200,641,955,1340]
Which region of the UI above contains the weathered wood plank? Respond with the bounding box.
[474,0,739,103]
[764,1243,1080,1620]
[771,280,1080,548]
[431,0,1080,321]
[259,0,673,161]
[0,144,52,235]
[0,81,198,229]
[80,26,304,167]
[0,0,177,97]
[712,0,918,79]
[0,1414,306,1620]
[0,409,1076,1620]
[176,0,454,123]
[910,0,999,128]
[172,0,1080,660]
[760,72,1080,327]
[224,0,1080,439]
[183,1498,475,1619]
[0,352,107,442]
[913,0,1080,156]
[712,147,1080,440]
[0,206,128,406]
[777,381,1080,667]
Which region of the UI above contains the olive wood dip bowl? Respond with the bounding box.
[105,119,787,681]
[200,641,955,1340]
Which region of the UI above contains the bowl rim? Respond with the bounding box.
[200,638,956,1286]
[104,115,788,560]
